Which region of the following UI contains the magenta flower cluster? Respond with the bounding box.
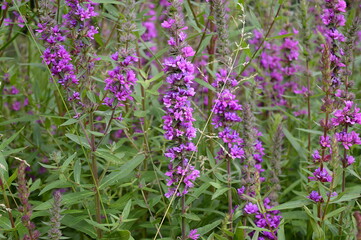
[37,24,79,88]
[141,3,157,42]
[212,70,245,160]
[247,29,300,107]
[63,0,99,40]
[4,10,25,28]
[161,4,199,198]
[103,53,138,111]
[3,85,29,111]
[187,229,200,240]
[36,1,98,106]
[244,198,282,240]
[237,124,279,237]
[307,0,350,200]
[321,0,346,74]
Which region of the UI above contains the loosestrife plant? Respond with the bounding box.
[1,0,361,239]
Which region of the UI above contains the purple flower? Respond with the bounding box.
[141,4,157,41]
[332,101,361,126]
[321,0,346,68]
[237,186,245,195]
[281,38,299,61]
[2,2,8,10]
[161,19,175,29]
[327,191,338,198]
[103,55,138,108]
[308,191,323,202]
[212,88,242,128]
[211,69,245,162]
[312,150,322,162]
[182,46,195,57]
[346,155,355,166]
[335,131,361,149]
[309,168,332,182]
[244,203,259,214]
[164,163,200,198]
[245,29,299,107]
[187,229,200,240]
[335,0,346,12]
[12,101,21,111]
[319,135,331,148]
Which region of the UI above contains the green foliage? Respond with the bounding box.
[1,0,361,239]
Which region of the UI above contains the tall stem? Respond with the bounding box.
[338,74,349,235]
[181,157,187,240]
[207,2,216,155]
[181,195,186,240]
[89,112,102,239]
[0,181,15,229]
[227,158,233,232]
[306,61,311,159]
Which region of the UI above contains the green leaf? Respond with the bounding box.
[103,230,131,240]
[212,187,229,200]
[0,152,8,180]
[88,130,105,137]
[197,219,222,235]
[134,110,147,118]
[283,128,306,160]
[34,191,95,210]
[74,159,81,184]
[29,179,41,192]
[214,234,228,240]
[325,206,347,219]
[194,78,216,92]
[296,128,323,135]
[281,211,308,220]
[95,149,125,165]
[186,182,211,205]
[277,222,286,240]
[84,219,110,232]
[268,33,294,40]
[234,223,245,240]
[38,180,71,196]
[184,213,201,221]
[148,71,164,83]
[270,199,310,211]
[0,115,37,126]
[122,200,132,220]
[331,193,361,203]
[0,127,24,151]
[65,133,91,149]
[60,118,78,127]
[62,215,96,238]
[100,154,145,189]
[61,152,77,172]
[238,226,271,232]
[86,91,97,103]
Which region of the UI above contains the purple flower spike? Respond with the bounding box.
[103,56,138,108]
[162,0,199,198]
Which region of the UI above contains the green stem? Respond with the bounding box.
[227,158,233,232]
[181,194,186,240]
[89,112,102,239]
